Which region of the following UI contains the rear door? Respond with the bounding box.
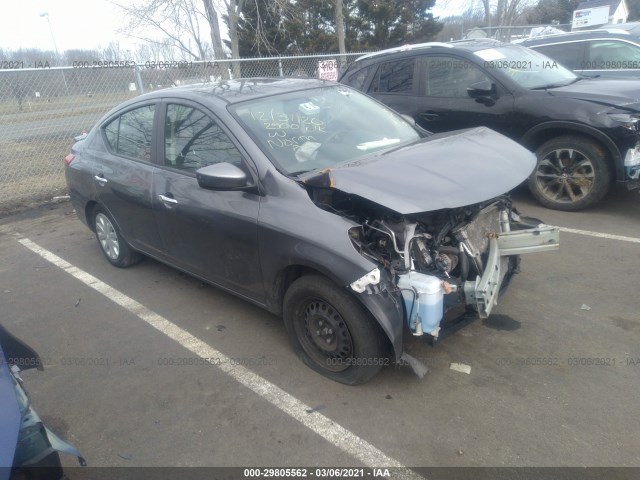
[95,102,163,254]
[152,101,264,302]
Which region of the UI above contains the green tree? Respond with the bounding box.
[235,0,442,56]
[351,0,442,49]
[526,0,580,25]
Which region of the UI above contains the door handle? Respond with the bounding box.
[94,174,108,185]
[158,194,178,206]
[419,112,439,121]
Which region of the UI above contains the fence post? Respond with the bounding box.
[135,64,145,94]
[278,57,284,77]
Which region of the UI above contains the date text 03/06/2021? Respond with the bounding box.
[243,468,391,478]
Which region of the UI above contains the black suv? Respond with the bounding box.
[339,39,640,211]
[518,25,640,78]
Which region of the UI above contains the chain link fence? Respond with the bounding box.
[0,52,367,214]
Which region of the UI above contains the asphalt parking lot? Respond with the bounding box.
[1,187,639,476]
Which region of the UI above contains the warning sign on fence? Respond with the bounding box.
[318,60,338,81]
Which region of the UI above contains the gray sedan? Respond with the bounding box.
[64,78,559,384]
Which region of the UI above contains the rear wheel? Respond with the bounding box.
[92,207,141,268]
[528,135,612,211]
[283,275,387,385]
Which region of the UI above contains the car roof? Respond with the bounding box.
[607,21,640,34]
[352,39,505,63]
[129,77,335,106]
[517,27,639,46]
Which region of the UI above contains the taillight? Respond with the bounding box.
[64,154,75,166]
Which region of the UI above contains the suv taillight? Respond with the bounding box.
[64,154,75,166]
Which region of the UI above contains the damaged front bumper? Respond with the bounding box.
[624,145,640,188]
[464,225,560,318]
[349,224,560,363]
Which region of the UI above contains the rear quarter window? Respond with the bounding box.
[586,40,640,68]
[532,42,584,70]
[346,65,373,91]
[103,105,155,161]
[368,58,415,94]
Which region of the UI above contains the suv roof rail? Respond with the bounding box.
[522,27,630,41]
[356,42,454,61]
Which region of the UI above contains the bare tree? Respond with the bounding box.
[203,0,227,61]
[133,40,181,63]
[214,0,298,77]
[477,0,535,27]
[101,41,124,61]
[214,0,246,77]
[113,0,215,60]
[436,9,486,41]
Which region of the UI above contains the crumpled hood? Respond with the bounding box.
[301,127,536,214]
[547,78,640,111]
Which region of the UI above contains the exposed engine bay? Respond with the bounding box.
[305,185,560,339]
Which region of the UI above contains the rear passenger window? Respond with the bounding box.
[368,59,415,94]
[347,66,373,91]
[534,42,583,70]
[103,105,155,161]
[164,104,243,172]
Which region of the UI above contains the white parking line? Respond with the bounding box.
[16,236,422,479]
[559,227,640,244]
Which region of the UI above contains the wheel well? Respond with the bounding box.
[523,128,617,181]
[274,265,394,356]
[85,201,98,231]
[272,265,321,315]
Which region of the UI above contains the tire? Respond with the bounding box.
[92,207,141,268]
[528,135,612,211]
[283,275,387,385]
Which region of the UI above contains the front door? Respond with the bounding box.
[413,55,515,136]
[152,102,264,302]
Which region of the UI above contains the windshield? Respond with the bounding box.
[474,45,578,89]
[231,86,420,175]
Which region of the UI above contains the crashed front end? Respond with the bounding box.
[348,198,559,340]
[300,127,560,369]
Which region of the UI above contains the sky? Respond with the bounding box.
[1,0,136,52]
[0,0,469,54]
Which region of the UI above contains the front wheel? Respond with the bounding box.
[283,275,387,385]
[528,135,612,211]
[93,207,141,268]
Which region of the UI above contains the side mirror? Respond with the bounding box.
[196,162,248,190]
[467,79,496,99]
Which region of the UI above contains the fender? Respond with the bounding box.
[520,121,624,181]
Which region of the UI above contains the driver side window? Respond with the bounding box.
[164,104,243,172]
[424,56,490,98]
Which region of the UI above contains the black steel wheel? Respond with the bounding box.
[92,206,141,268]
[528,135,612,211]
[283,274,387,385]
